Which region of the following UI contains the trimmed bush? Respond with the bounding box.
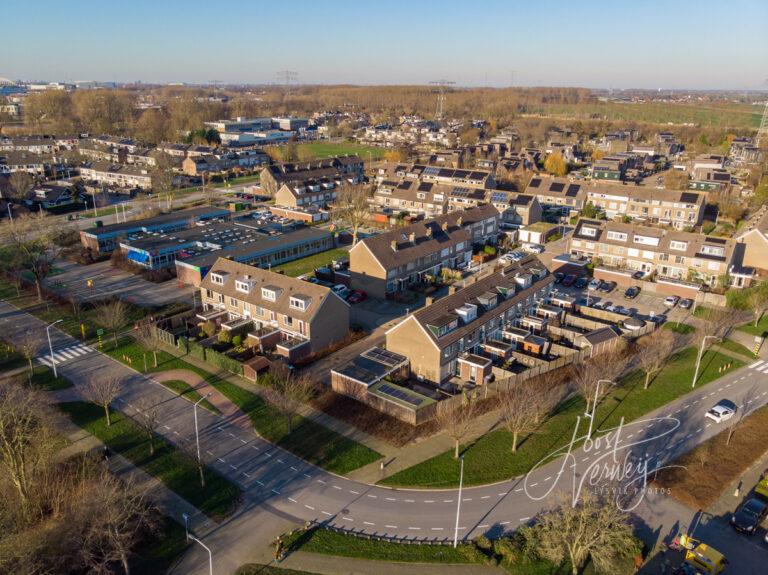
[205,348,244,376]
[188,339,206,361]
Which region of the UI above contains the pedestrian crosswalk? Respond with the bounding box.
[37,343,94,367]
[748,359,768,373]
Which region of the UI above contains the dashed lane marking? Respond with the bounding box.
[304,505,315,510]
[364,521,375,526]
[288,498,297,503]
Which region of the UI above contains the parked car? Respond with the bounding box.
[624,286,641,299]
[605,303,618,313]
[588,278,602,291]
[679,298,693,310]
[592,300,607,310]
[599,281,616,293]
[705,400,737,424]
[574,277,587,289]
[632,270,647,280]
[731,498,768,534]
[562,274,577,287]
[332,284,349,299]
[664,295,680,308]
[522,242,545,254]
[347,290,367,304]
[554,272,565,284]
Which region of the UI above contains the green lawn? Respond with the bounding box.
[662,322,696,335]
[235,565,322,575]
[30,365,73,390]
[738,315,768,337]
[0,347,27,372]
[381,347,743,488]
[156,379,219,414]
[59,401,241,520]
[295,142,386,161]
[105,338,381,474]
[134,516,188,575]
[713,338,755,358]
[272,248,349,278]
[280,527,568,574]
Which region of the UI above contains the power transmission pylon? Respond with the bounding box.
[276,70,298,97]
[429,79,455,121]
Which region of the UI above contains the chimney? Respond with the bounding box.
[425,296,434,306]
[448,285,457,294]
[457,216,463,227]
[409,232,416,243]
[441,221,449,232]
[391,240,398,252]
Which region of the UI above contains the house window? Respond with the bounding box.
[229,297,238,307]
[670,241,687,251]
[211,273,225,285]
[261,288,277,302]
[235,280,251,293]
[290,297,308,311]
[205,289,212,298]
[284,315,293,327]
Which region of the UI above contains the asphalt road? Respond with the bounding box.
[4,302,768,571]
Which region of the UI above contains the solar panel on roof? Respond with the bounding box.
[397,181,411,190]
[423,167,440,176]
[378,383,424,407]
[364,347,406,367]
[438,168,454,177]
[528,178,541,188]
[679,192,699,203]
[417,182,434,192]
[469,171,487,180]
[704,237,726,244]
[491,192,508,203]
[451,187,472,198]
[549,182,565,193]
[566,184,581,197]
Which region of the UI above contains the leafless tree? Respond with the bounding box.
[748,289,768,327]
[15,330,46,374]
[131,399,160,456]
[331,182,373,245]
[82,375,122,427]
[0,380,61,522]
[498,379,556,452]
[95,300,129,347]
[635,330,675,389]
[435,393,480,459]
[133,320,162,368]
[78,473,157,575]
[264,363,316,433]
[527,491,639,575]
[8,171,34,202]
[178,437,207,488]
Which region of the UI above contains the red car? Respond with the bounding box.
[347,290,367,304]
[562,274,577,286]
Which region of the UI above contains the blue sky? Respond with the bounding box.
[3,0,767,89]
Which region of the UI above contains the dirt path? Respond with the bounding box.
[150,368,255,434]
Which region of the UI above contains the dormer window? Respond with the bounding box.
[261,287,279,302]
[670,240,687,252]
[290,295,311,311]
[235,279,251,293]
[210,272,227,286]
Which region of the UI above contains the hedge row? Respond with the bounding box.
[176,336,244,376]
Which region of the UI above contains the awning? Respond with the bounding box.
[127,251,149,264]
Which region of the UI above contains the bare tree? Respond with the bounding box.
[133,320,162,368]
[8,171,34,202]
[498,379,554,452]
[435,393,479,459]
[0,213,63,301]
[178,437,207,488]
[78,473,157,575]
[749,289,768,327]
[526,491,640,575]
[572,349,628,413]
[82,375,122,427]
[0,380,61,521]
[95,300,129,347]
[131,399,159,456]
[331,182,373,245]
[635,330,675,389]
[15,330,46,374]
[265,363,316,433]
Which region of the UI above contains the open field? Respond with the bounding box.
[106,337,381,474]
[295,141,387,160]
[60,401,241,520]
[653,403,768,509]
[381,347,742,488]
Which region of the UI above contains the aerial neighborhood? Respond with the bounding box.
[1,5,768,572]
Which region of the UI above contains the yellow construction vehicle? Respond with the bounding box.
[679,536,728,575]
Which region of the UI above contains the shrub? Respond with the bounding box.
[231,335,242,347]
[205,348,243,376]
[483,245,497,256]
[188,339,206,361]
[201,320,217,338]
[217,330,232,344]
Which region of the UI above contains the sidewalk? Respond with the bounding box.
[278,552,505,575]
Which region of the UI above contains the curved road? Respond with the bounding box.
[4,302,768,545]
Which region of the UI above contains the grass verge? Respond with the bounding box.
[235,566,321,575]
[653,403,768,509]
[155,379,219,414]
[105,338,381,474]
[737,315,768,337]
[30,365,73,390]
[713,338,755,359]
[381,347,742,488]
[662,322,696,335]
[134,516,188,575]
[271,247,349,278]
[59,401,240,520]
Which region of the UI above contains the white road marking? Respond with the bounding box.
[230,464,238,470]
[271,489,280,494]
[240,439,247,444]
[481,495,490,499]
[463,498,472,502]
[408,526,420,530]
[217,458,225,463]
[277,459,285,464]
[443,499,454,503]
[385,497,396,501]
[431,527,444,531]
[290,466,299,472]
[498,492,508,497]
[404,499,414,503]
[206,450,214,456]
[520,516,531,522]
[367,495,377,499]
[514,488,524,493]
[478,524,489,529]
[304,505,315,510]
[303,473,311,478]
[424,500,435,503]
[342,517,354,522]
[364,521,375,526]
[385,525,398,529]
[288,497,297,503]
[317,480,326,485]
[333,485,342,490]
[252,446,260,451]
[243,472,251,478]
[321,511,332,516]
[500,521,511,525]
[256,480,264,486]
[163,425,170,430]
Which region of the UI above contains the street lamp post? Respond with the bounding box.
[584,379,615,438]
[183,513,213,575]
[194,393,213,466]
[453,455,465,548]
[46,319,63,378]
[692,336,720,388]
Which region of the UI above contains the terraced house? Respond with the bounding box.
[569,219,750,290]
[524,176,586,216]
[349,204,500,298]
[385,257,554,383]
[198,258,350,362]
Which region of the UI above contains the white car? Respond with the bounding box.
[705,401,736,423]
[664,295,680,308]
[522,243,545,254]
[588,278,602,291]
[332,284,349,298]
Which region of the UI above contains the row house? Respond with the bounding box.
[0,151,55,176]
[349,204,500,298]
[371,179,450,218]
[260,156,364,197]
[584,183,705,230]
[385,257,554,383]
[569,219,747,288]
[79,161,153,189]
[198,258,350,362]
[524,176,586,216]
[377,163,494,190]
